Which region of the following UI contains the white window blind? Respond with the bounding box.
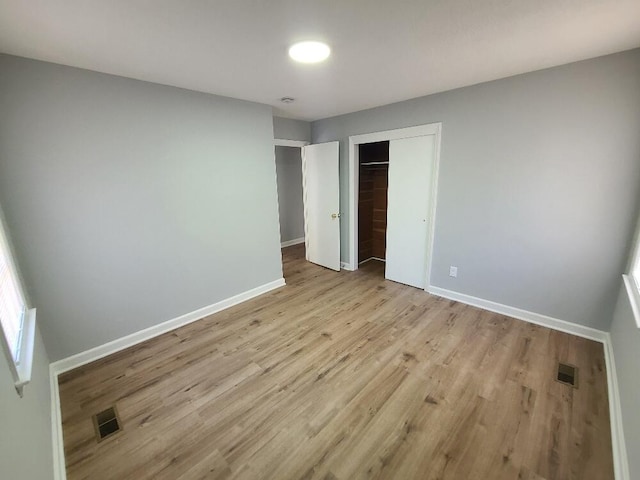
[0,227,25,363]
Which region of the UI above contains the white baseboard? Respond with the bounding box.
[281,237,305,248]
[340,261,355,271]
[49,277,285,480]
[358,257,386,265]
[427,286,607,343]
[51,278,285,375]
[50,364,66,480]
[603,333,630,480]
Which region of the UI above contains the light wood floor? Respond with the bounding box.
[59,244,614,480]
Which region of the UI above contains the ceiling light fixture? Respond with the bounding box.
[280,97,295,103]
[288,41,331,64]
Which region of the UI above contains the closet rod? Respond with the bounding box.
[360,161,389,166]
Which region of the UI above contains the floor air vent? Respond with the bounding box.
[556,363,578,388]
[93,406,121,442]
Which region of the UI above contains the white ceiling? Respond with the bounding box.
[1,0,639,121]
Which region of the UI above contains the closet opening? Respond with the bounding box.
[358,140,389,275]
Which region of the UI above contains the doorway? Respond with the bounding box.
[274,139,307,281]
[274,144,305,249]
[348,123,442,291]
[274,139,341,275]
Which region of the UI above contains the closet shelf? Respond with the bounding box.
[360,161,389,166]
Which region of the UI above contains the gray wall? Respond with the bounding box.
[610,282,640,477]
[0,54,283,361]
[275,146,304,243]
[0,327,53,480]
[312,49,640,330]
[273,116,311,142]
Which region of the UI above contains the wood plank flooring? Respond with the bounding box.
[59,244,614,480]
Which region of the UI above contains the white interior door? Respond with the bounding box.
[302,142,341,271]
[386,135,435,288]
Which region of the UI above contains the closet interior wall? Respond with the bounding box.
[358,141,389,264]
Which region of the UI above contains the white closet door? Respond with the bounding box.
[386,135,435,288]
[302,142,341,271]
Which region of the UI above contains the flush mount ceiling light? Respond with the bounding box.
[288,41,331,64]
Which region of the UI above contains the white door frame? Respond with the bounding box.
[347,123,442,290]
[273,139,309,249]
[274,139,309,148]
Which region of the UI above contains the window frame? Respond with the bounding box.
[632,252,640,292]
[0,211,36,397]
[623,216,640,329]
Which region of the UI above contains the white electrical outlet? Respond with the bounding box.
[449,266,458,278]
